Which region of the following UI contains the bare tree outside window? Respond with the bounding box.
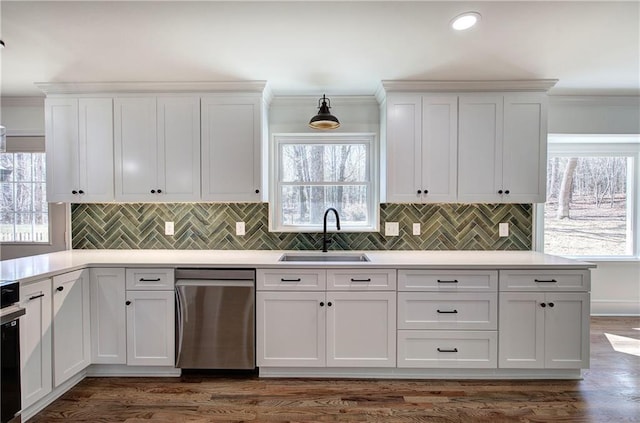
[0,152,49,243]
[544,156,630,256]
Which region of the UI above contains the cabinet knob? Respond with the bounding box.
[319,302,325,307]
[327,302,332,307]
[56,286,64,292]
[157,189,162,194]
[71,190,78,195]
[498,190,503,194]
[540,302,546,308]
[505,190,510,195]
[417,190,422,194]
[424,189,429,194]
[255,189,260,194]
[548,302,554,308]
[126,300,132,306]
[150,189,156,194]
[78,190,85,195]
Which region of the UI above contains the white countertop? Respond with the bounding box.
[0,249,595,284]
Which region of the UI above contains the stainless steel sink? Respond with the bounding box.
[279,253,370,262]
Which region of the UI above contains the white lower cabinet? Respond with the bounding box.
[256,291,326,367]
[125,290,175,366]
[90,268,127,364]
[499,292,590,369]
[256,269,396,369]
[398,331,497,368]
[327,291,396,367]
[397,270,498,369]
[90,267,175,366]
[20,278,53,409]
[52,270,91,387]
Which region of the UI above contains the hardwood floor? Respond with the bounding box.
[29,317,639,422]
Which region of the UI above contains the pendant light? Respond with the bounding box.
[309,95,340,130]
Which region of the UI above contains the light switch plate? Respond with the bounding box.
[499,222,509,237]
[236,222,246,236]
[164,221,174,236]
[385,222,399,236]
[412,223,421,236]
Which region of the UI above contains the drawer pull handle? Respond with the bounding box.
[350,278,371,282]
[139,278,161,282]
[437,348,458,353]
[29,293,45,300]
[437,309,458,314]
[534,279,557,283]
[281,278,302,282]
[437,279,459,284]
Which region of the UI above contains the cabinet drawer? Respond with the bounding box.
[125,268,175,290]
[398,293,497,330]
[398,330,497,368]
[327,269,396,290]
[257,269,326,291]
[398,270,498,291]
[499,270,590,292]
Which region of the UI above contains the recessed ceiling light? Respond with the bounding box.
[451,12,481,31]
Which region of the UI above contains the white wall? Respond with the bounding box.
[548,95,640,316]
[0,97,45,135]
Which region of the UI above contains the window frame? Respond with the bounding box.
[269,132,379,233]
[0,136,53,246]
[535,134,640,260]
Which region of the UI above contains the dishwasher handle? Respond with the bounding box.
[175,279,255,288]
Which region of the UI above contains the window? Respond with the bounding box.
[271,133,378,232]
[537,135,639,258]
[1,150,49,243]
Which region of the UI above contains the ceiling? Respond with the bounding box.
[1,1,639,98]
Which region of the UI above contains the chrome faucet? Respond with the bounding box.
[322,207,341,252]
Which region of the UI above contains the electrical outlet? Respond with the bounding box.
[385,222,399,236]
[499,222,509,237]
[236,222,246,236]
[413,223,421,236]
[164,221,174,236]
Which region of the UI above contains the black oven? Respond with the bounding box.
[1,280,24,423]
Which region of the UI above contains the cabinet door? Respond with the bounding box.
[201,95,262,201]
[52,270,91,386]
[498,292,545,368]
[326,291,396,367]
[114,97,158,201]
[90,268,126,364]
[256,291,325,367]
[503,94,547,203]
[20,279,52,409]
[385,94,422,203]
[421,95,458,202]
[157,96,201,201]
[78,98,114,202]
[457,95,504,203]
[544,292,590,369]
[45,98,79,202]
[126,290,175,366]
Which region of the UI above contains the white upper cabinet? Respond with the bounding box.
[457,93,547,203]
[386,94,457,203]
[502,94,548,203]
[45,97,114,202]
[201,95,262,202]
[114,96,200,202]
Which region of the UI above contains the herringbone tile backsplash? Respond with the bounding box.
[71,203,532,250]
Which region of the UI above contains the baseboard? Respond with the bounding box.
[86,364,181,377]
[591,300,640,316]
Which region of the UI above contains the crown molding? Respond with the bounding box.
[34,81,268,95]
[379,79,559,95]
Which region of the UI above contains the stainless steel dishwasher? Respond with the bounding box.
[175,269,255,369]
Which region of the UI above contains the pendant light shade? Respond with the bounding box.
[309,95,340,130]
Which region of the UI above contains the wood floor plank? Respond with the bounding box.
[27,317,640,422]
